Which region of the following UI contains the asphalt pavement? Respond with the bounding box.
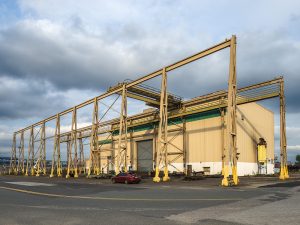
[0,175,299,225]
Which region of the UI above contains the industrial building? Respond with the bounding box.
[96,102,274,176]
[9,35,289,186]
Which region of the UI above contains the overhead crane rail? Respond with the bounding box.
[108,80,182,109]
[58,77,283,142]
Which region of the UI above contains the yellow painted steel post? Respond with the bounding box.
[162,69,169,182]
[21,131,25,174]
[88,97,99,176]
[9,133,17,175]
[73,108,79,178]
[66,136,71,175]
[17,133,21,173]
[153,68,169,182]
[17,131,25,174]
[222,35,238,186]
[66,130,71,177]
[25,126,34,176]
[67,107,79,178]
[220,106,225,176]
[182,117,187,175]
[56,125,62,177]
[279,78,289,180]
[42,121,47,175]
[50,114,62,178]
[36,122,46,176]
[117,84,128,174]
[78,132,86,175]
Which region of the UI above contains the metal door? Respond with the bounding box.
[137,140,153,172]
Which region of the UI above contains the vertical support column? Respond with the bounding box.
[116,84,128,174]
[222,35,238,186]
[220,107,226,175]
[78,132,85,175]
[9,133,17,175]
[66,107,78,178]
[25,126,35,176]
[50,114,62,177]
[182,117,187,175]
[129,121,134,171]
[279,78,289,180]
[88,97,99,176]
[66,134,71,173]
[36,121,46,176]
[18,131,25,174]
[42,121,47,175]
[111,132,115,173]
[153,124,157,173]
[153,67,169,182]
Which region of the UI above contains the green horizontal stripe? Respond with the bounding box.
[98,109,221,144]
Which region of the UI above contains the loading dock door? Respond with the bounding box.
[137,140,153,172]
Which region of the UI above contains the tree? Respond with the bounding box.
[296,155,300,164]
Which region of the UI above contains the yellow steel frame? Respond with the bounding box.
[78,132,86,175]
[50,114,62,177]
[116,84,128,174]
[279,79,289,179]
[17,131,25,174]
[36,121,46,176]
[9,35,288,185]
[25,126,35,176]
[66,107,79,178]
[9,133,17,175]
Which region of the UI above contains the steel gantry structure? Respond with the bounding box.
[9,35,289,185]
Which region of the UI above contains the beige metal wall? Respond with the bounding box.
[97,102,274,173]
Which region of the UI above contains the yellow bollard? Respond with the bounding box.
[162,167,170,182]
[221,165,229,186]
[153,167,160,182]
[279,166,285,180]
[232,165,239,185]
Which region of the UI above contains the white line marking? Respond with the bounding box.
[5,182,56,187]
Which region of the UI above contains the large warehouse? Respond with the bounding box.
[96,101,274,176]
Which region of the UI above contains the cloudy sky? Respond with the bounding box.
[0,0,300,162]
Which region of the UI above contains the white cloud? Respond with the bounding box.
[287,145,300,151]
[1,0,300,160]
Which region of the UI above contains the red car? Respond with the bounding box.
[112,172,141,184]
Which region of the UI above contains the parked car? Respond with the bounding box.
[112,172,141,184]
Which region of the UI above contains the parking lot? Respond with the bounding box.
[0,174,299,225]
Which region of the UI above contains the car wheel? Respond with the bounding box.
[125,180,128,184]
[112,179,116,184]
